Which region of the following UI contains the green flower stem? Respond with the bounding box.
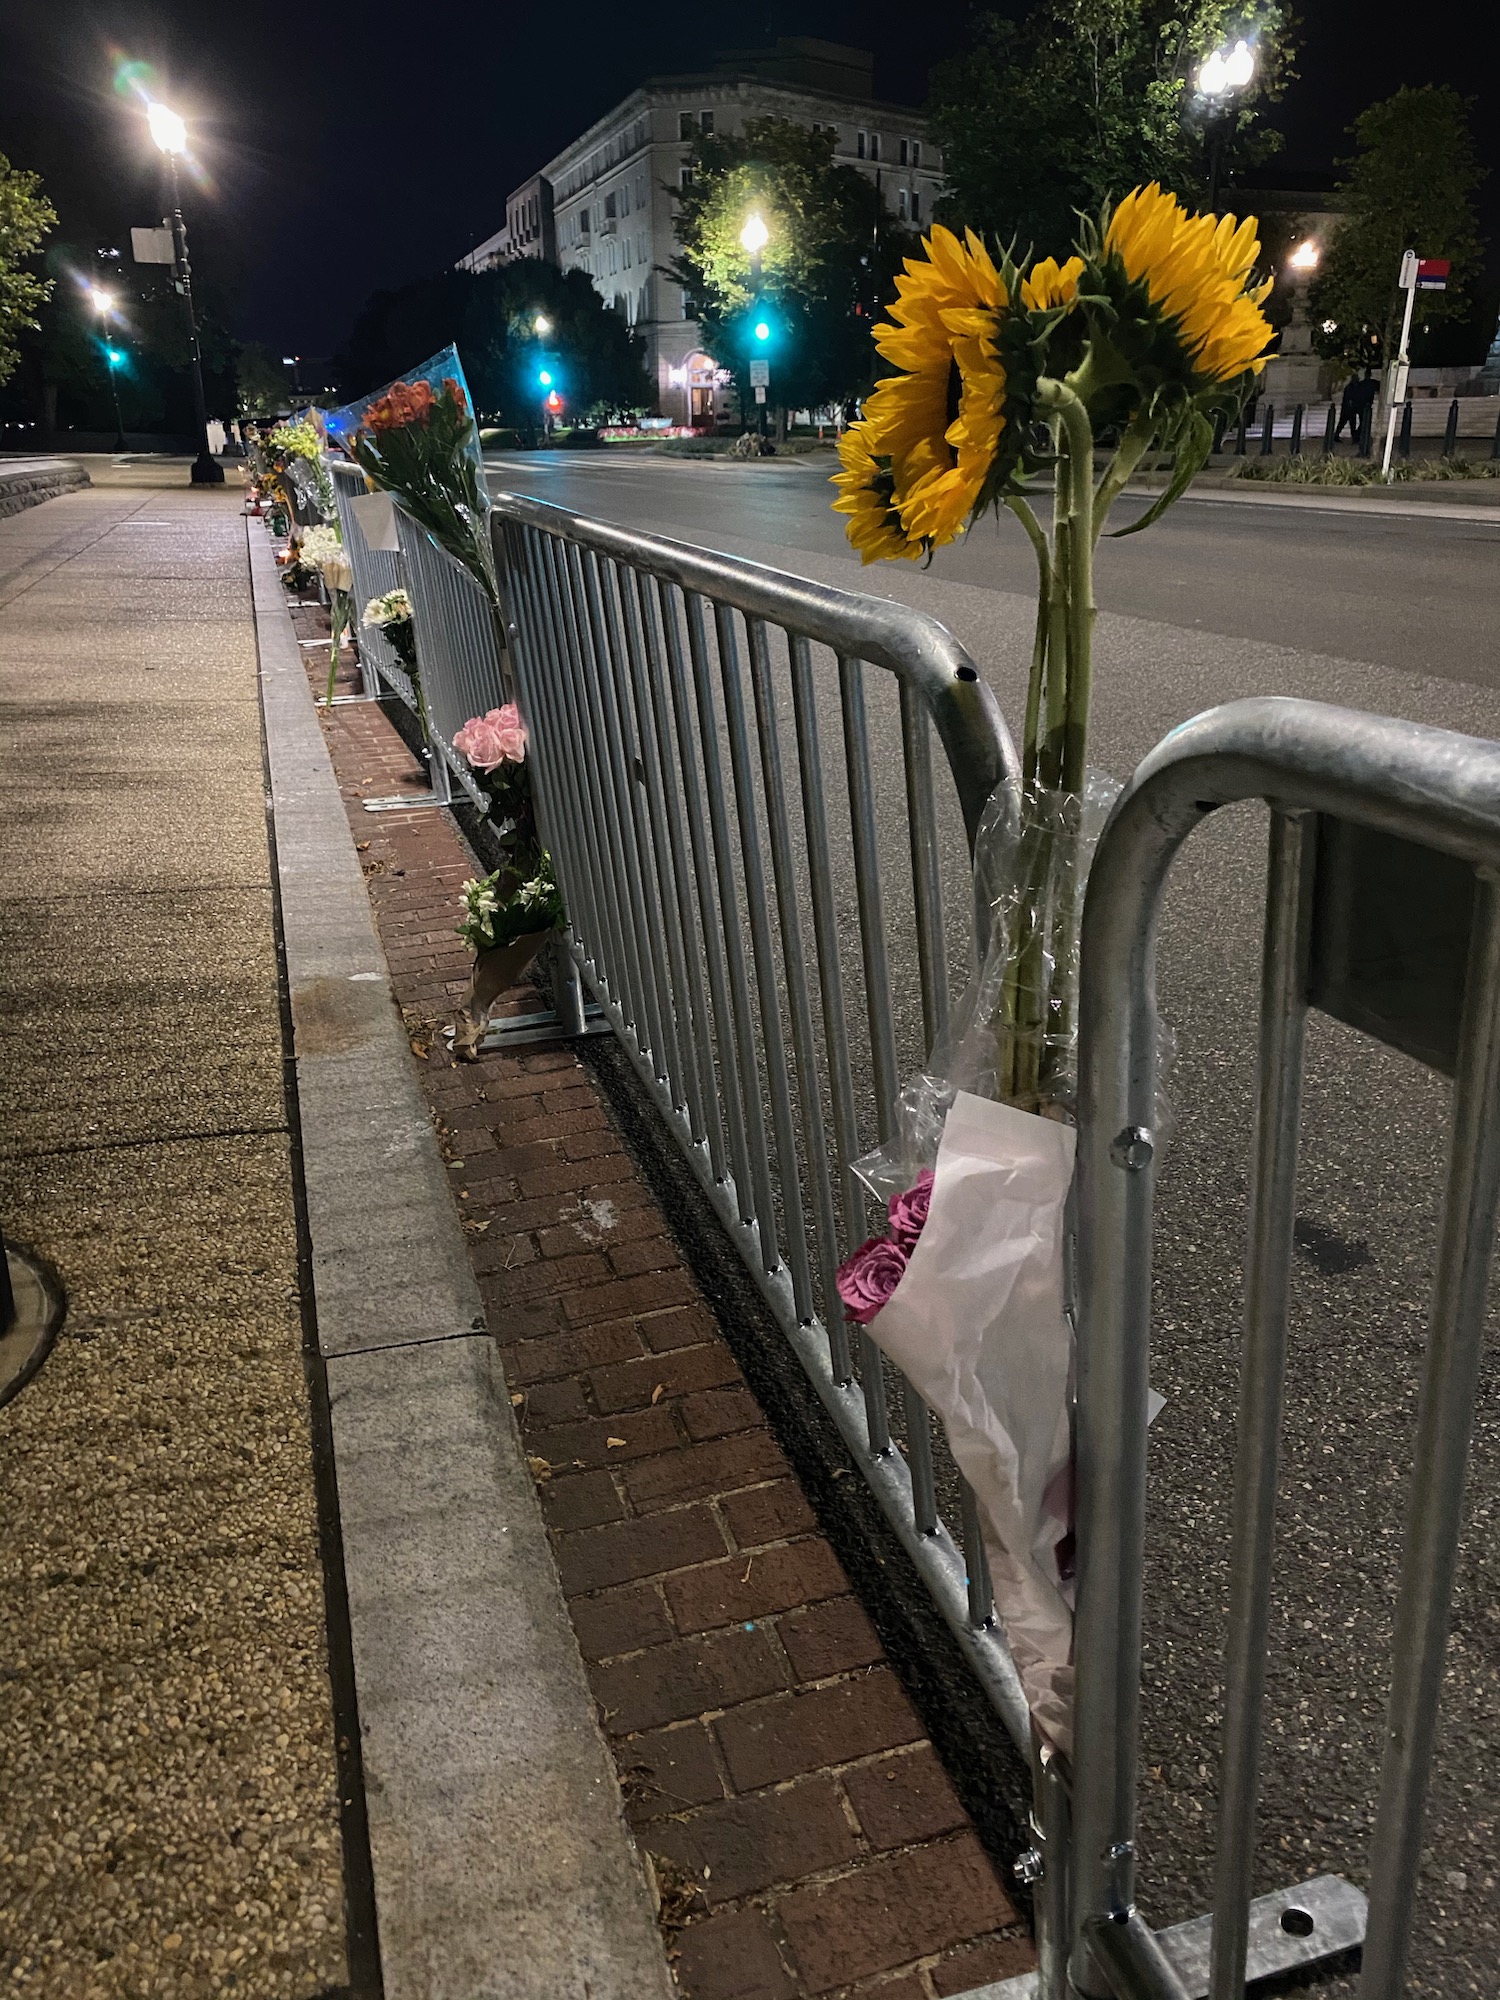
[1092,407,1157,543]
[1038,380,1097,795]
[1003,494,1051,789]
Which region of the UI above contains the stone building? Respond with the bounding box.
[458,39,942,424]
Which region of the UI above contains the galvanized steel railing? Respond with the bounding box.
[1065,696,1500,2000]
[490,489,1032,1742]
[327,458,414,708]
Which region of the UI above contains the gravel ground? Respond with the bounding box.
[490,454,1500,1996]
[0,485,347,1998]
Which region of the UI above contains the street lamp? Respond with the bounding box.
[740,213,771,441]
[147,100,224,484]
[1197,38,1256,211]
[89,288,128,452]
[533,313,552,336]
[1289,240,1320,273]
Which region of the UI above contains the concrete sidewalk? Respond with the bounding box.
[0,471,672,1998]
[0,478,348,1995]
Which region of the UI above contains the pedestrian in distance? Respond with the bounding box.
[1333,373,1362,444]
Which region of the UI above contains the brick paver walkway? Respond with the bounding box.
[298,606,1037,2000]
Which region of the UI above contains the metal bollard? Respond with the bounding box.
[1259,401,1275,455]
[1358,402,1374,457]
[1235,407,1249,456]
[1212,408,1227,454]
[1399,400,1413,459]
[1289,404,1304,456]
[1322,404,1336,456]
[1493,406,1500,461]
[1443,396,1459,458]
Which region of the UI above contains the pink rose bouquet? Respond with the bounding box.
[887,1169,934,1250]
[836,1236,910,1325]
[453,704,527,771]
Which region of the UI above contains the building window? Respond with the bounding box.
[898,187,909,220]
[869,132,881,161]
[680,166,695,188]
[580,208,590,235]
[679,111,696,140]
[856,130,866,159]
[911,189,921,223]
[620,184,630,217]
[912,140,922,169]
[899,138,909,166]
[700,109,714,133]
[604,191,617,219]
[683,289,695,321]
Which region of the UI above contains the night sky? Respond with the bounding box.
[1,0,1494,360]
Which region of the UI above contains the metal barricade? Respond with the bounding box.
[391,504,510,810]
[1063,697,1500,2000]
[327,458,407,706]
[490,488,1034,1744]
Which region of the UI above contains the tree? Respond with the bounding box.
[237,343,295,417]
[0,152,56,387]
[1309,86,1486,374]
[335,263,648,433]
[927,0,1294,253]
[667,118,914,419]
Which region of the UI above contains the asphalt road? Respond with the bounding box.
[490,449,1500,1996]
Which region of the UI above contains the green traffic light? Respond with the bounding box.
[106,348,125,367]
[538,369,553,386]
[753,321,771,343]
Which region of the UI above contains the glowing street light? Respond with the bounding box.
[533,313,552,336]
[538,369,553,387]
[739,212,770,256]
[86,284,127,450]
[145,100,223,483]
[1197,38,1258,210]
[89,287,116,318]
[1289,239,1320,273]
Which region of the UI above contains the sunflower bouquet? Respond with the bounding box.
[834,183,1274,1110]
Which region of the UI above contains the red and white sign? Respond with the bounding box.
[1416,258,1450,291]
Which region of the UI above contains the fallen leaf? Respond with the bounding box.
[510,1393,525,1408]
[527,1456,552,1482]
[650,1384,666,1404]
[606,1436,628,1449]
[355,842,371,853]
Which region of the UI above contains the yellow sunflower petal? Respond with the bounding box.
[1020,255,1084,312]
[1105,183,1274,384]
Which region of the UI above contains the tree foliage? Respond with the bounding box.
[927,0,1295,251]
[668,118,915,414]
[335,262,648,430]
[1309,86,1487,372]
[237,343,296,417]
[0,152,57,387]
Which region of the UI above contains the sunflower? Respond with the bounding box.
[830,423,925,564]
[1020,255,1084,313]
[1103,184,1274,385]
[855,226,1010,552]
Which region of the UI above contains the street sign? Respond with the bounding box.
[1416,258,1450,291]
[131,225,175,265]
[753,386,767,404]
[749,359,770,388]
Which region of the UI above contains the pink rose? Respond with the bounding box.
[454,703,526,772]
[836,1235,909,1325]
[887,1169,934,1251]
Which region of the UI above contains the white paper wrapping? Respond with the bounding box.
[349,489,399,551]
[866,1089,1077,1753]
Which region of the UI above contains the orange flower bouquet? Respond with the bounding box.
[352,375,498,610]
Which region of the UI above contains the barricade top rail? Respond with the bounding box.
[1070,694,1500,2000]
[490,487,1015,842]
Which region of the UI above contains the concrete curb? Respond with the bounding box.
[248,523,675,2000]
[0,457,90,519]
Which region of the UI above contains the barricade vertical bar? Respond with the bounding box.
[652,578,740,1193]
[840,653,899,1455]
[904,1388,939,1536]
[683,589,781,1269]
[617,561,706,1139]
[745,617,842,1325]
[1361,868,1500,2000]
[528,528,615,983]
[840,656,902,1134]
[1208,806,1315,2000]
[552,537,644,1032]
[899,679,950,1047]
[594,553,686,1100]
[718,606,815,1320]
[509,527,603,969]
[786,634,858,1385]
[959,1478,994,1626]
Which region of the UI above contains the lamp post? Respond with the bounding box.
[740,211,770,442]
[90,288,128,451]
[147,101,224,485]
[1196,38,1256,211]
